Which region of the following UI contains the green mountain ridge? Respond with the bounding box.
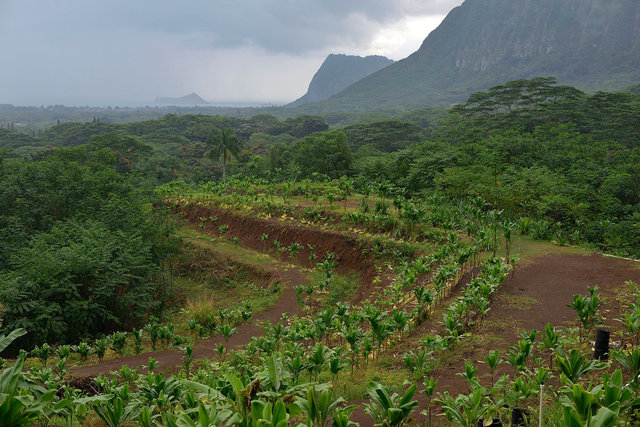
[299,0,640,112]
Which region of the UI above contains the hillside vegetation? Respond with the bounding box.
[2,78,639,257]
[0,77,640,425]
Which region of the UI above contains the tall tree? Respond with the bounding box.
[206,128,242,181]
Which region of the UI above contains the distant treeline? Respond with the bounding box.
[1,77,639,259]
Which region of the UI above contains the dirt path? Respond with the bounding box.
[70,208,388,378]
[431,253,640,394]
[71,259,305,377]
[351,252,640,426]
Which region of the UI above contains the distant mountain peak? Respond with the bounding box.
[288,54,393,107]
[155,93,208,105]
[309,0,640,112]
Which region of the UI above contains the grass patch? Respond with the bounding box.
[179,280,280,325]
[304,272,361,309]
[324,357,410,401]
[326,273,360,305]
[168,227,288,332]
[499,294,539,310]
[178,227,277,269]
[498,234,593,265]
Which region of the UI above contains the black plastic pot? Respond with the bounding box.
[631,404,640,423]
[511,407,530,426]
[593,328,610,360]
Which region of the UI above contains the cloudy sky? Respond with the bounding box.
[0,0,463,106]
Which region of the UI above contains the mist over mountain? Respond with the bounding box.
[308,0,640,112]
[155,93,209,106]
[288,54,393,107]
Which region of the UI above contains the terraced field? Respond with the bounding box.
[48,181,638,425]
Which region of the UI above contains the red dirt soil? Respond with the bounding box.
[439,253,640,384]
[351,252,640,426]
[177,204,386,302]
[71,262,305,378]
[70,207,640,426]
[71,204,390,378]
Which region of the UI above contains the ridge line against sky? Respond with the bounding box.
[0,0,463,106]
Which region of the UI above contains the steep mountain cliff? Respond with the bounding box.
[310,0,640,112]
[288,54,393,107]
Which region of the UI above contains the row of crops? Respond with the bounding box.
[2,178,639,425]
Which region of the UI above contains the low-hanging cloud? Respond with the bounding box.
[31,0,461,53]
[0,0,463,105]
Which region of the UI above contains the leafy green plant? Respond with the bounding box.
[435,387,489,427]
[421,376,438,427]
[0,328,26,355]
[218,323,238,344]
[73,341,92,362]
[109,331,127,357]
[248,399,287,426]
[567,286,604,340]
[308,342,331,381]
[93,397,139,427]
[129,328,143,354]
[217,343,226,360]
[182,342,194,375]
[32,343,52,368]
[556,348,607,384]
[332,405,358,427]
[145,357,158,372]
[94,338,108,362]
[0,353,56,427]
[296,386,345,427]
[403,348,431,379]
[289,242,301,259]
[145,322,161,351]
[329,352,347,383]
[296,285,306,307]
[484,350,500,387]
[542,322,559,367]
[612,347,640,395]
[56,344,71,360]
[559,383,619,427]
[364,381,419,427]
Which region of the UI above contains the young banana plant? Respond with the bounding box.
[364,381,419,427]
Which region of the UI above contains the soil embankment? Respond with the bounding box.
[177,204,386,302]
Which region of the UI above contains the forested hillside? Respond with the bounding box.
[2,78,639,258]
[0,148,180,349]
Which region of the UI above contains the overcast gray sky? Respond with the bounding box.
[0,0,463,106]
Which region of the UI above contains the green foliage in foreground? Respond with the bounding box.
[1,277,640,426]
[0,247,506,426]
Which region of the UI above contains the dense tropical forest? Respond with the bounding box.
[3,77,638,257]
[1,78,640,425]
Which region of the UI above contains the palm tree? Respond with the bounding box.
[206,128,242,181]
